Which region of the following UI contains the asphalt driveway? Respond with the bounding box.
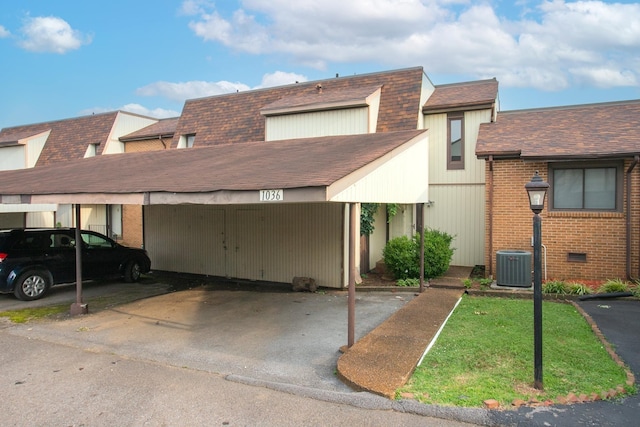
[2,277,417,393]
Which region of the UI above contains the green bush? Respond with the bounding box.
[598,279,629,294]
[382,228,454,280]
[542,280,568,294]
[568,282,593,296]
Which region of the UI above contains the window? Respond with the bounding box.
[550,162,622,211]
[178,134,196,149]
[447,113,464,170]
[186,134,195,148]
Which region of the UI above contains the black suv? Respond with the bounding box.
[0,228,151,301]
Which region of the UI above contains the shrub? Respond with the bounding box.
[382,228,454,280]
[542,280,568,294]
[598,279,629,294]
[568,282,593,296]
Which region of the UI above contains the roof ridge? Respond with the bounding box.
[184,66,425,104]
[500,98,640,115]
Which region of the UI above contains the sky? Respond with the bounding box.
[1,0,639,130]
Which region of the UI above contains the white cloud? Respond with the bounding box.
[119,104,181,119]
[79,104,180,119]
[0,25,10,38]
[136,71,307,103]
[182,0,640,91]
[136,80,251,102]
[256,71,307,88]
[19,16,91,53]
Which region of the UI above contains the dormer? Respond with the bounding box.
[0,129,50,171]
[260,84,382,141]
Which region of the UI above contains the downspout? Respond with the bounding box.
[488,155,494,278]
[626,155,639,280]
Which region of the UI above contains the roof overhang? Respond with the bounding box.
[0,130,429,206]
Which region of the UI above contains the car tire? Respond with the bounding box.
[123,260,142,283]
[14,270,51,301]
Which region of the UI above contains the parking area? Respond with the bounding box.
[2,276,417,393]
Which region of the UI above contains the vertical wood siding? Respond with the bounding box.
[425,184,485,266]
[423,109,492,266]
[145,203,344,287]
[265,108,368,141]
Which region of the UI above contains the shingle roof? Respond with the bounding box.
[260,84,382,115]
[119,117,179,141]
[423,79,498,112]
[0,130,426,198]
[0,112,120,166]
[171,67,425,148]
[476,100,640,160]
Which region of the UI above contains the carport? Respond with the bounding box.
[0,129,429,346]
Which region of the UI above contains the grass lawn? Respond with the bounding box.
[398,295,634,407]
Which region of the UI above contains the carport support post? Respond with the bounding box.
[417,203,425,292]
[348,202,357,348]
[70,204,88,316]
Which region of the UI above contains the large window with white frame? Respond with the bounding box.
[550,162,622,211]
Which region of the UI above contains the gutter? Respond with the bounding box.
[627,155,639,280]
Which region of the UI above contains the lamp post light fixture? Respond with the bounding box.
[525,170,549,390]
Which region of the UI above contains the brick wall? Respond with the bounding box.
[485,159,640,282]
[121,139,167,248]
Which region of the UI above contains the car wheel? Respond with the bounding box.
[14,271,51,301]
[123,260,141,283]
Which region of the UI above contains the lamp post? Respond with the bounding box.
[525,170,549,390]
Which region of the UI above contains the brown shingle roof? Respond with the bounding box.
[119,117,179,141]
[476,100,640,160]
[0,130,426,198]
[0,112,120,166]
[423,79,498,112]
[260,84,382,115]
[172,67,425,148]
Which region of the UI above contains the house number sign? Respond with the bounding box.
[260,189,283,202]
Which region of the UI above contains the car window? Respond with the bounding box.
[52,233,75,248]
[0,233,9,250]
[81,232,114,249]
[22,233,52,250]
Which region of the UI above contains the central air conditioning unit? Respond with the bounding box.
[496,250,532,287]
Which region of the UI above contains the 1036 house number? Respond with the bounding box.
[260,189,283,202]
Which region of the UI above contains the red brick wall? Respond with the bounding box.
[485,159,640,282]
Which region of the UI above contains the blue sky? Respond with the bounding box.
[1,0,639,130]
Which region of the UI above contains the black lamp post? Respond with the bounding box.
[525,170,549,390]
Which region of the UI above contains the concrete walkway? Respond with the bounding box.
[338,287,465,398]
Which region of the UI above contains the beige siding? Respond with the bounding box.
[422,108,492,267]
[103,113,158,155]
[424,184,485,266]
[329,134,429,203]
[81,204,107,234]
[265,108,368,141]
[26,132,49,167]
[0,146,25,171]
[25,211,55,228]
[145,203,345,287]
[424,109,490,185]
